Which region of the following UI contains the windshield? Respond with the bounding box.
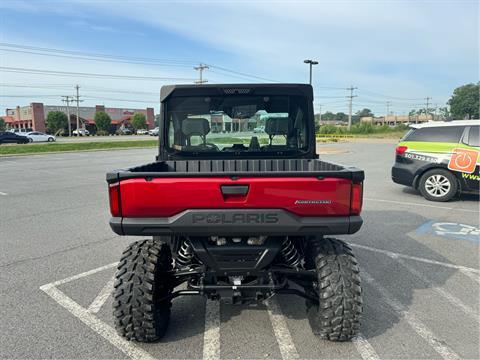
[165,95,309,156]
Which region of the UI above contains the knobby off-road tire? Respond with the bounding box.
[305,237,362,341]
[113,239,173,342]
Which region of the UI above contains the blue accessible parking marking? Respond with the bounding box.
[416,221,480,243]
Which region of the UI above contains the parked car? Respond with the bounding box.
[72,129,90,136]
[117,128,133,135]
[107,83,365,343]
[25,131,56,143]
[136,129,149,135]
[392,120,479,201]
[149,127,159,136]
[8,128,33,135]
[253,125,265,133]
[0,132,30,145]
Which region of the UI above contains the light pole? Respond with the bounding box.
[303,59,318,85]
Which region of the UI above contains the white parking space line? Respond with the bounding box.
[353,334,380,360]
[395,257,479,320]
[460,269,480,285]
[363,271,460,360]
[351,243,480,274]
[365,197,478,213]
[88,277,115,314]
[47,262,118,287]
[203,299,220,360]
[266,298,300,360]
[40,284,155,360]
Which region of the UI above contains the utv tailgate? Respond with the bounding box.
[107,159,364,236]
[116,177,353,217]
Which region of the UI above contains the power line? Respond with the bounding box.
[0,83,158,96]
[194,63,209,84]
[314,95,348,99]
[61,95,73,136]
[73,85,83,132]
[0,48,195,68]
[0,94,64,98]
[0,42,282,83]
[0,42,196,65]
[360,88,425,101]
[347,85,358,130]
[207,66,279,83]
[425,96,431,115]
[83,96,157,103]
[358,93,434,104]
[0,66,196,81]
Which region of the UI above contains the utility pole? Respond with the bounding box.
[61,95,73,136]
[319,104,322,123]
[386,101,391,125]
[194,64,209,84]
[425,97,431,121]
[346,85,357,131]
[303,59,319,85]
[73,85,83,132]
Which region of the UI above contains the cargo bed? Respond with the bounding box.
[107,159,364,237]
[106,159,364,183]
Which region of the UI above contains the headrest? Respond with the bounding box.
[249,136,260,151]
[265,117,289,136]
[182,118,210,136]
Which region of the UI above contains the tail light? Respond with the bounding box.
[350,182,363,215]
[109,182,122,217]
[395,145,408,155]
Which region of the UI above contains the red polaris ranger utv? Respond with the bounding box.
[107,84,364,342]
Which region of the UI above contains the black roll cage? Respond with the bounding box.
[157,83,317,161]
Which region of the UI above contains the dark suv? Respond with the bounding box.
[0,132,30,145]
[392,120,479,201]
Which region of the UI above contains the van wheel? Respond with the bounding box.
[419,169,458,202]
[304,237,362,341]
[113,239,173,342]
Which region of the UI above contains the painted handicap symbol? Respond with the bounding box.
[416,221,480,243]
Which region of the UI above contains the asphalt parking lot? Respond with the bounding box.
[0,141,478,360]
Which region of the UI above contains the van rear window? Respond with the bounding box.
[404,126,465,143]
[465,126,479,147]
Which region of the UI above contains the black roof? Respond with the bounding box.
[160,83,313,102]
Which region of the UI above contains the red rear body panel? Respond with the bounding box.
[117,177,353,218]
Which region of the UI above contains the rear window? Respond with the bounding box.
[465,126,479,147]
[404,126,465,143]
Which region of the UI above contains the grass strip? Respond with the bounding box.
[0,140,158,156]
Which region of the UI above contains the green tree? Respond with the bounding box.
[335,112,348,122]
[46,111,68,134]
[154,114,161,127]
[131,112,147,129]
[448,83,479,119]
[94,111,112,133]
[438,107,450,120]
[0,117,5,131]
[356,108,374,118]
[322,111,336,121]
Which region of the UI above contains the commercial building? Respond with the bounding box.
[360,114,433,125]
[3,103,154,133]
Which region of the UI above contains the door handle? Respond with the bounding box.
[220,185,249,196]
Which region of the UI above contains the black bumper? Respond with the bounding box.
[391,163,416,187]
[110,209,362,236]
